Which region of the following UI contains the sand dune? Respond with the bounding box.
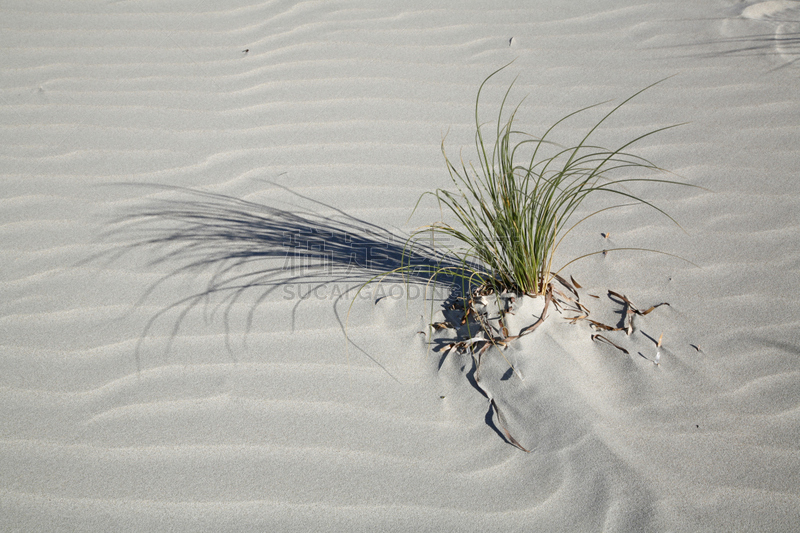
[2,0,799,531]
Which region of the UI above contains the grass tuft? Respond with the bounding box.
[411,64,692,298]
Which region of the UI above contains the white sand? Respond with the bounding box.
[2,0,799,531]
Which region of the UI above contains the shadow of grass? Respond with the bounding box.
[659,31,800,69]
[708,32,799,67]
[99,183,473,370]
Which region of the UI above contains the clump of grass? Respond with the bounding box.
[413,64,689,298]
[354,66,694,451]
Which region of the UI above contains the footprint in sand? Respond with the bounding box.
[740,0,800,64]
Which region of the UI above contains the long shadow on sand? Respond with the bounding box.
[100,183,527,448]
[104,184,471,351]
[662,31,800,69]
[709,32,799,67]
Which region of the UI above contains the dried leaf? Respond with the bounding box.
[552,288,574,303]
[608,290,669,316]
[441,343,460,358]
[657,333,664,348]
[608,290,632,306]
[639,302,670,315]
[587,319,619,331]
[460,306,472,325]
[432,321,453,331]
[554,274,580,300]
[591,334,629,355]
[516,287,552,338]
[570,275,582,289]
[490,399,530,453]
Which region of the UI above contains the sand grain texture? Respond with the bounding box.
[2,0,799,531]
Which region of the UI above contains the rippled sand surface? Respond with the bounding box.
[2,1,799,531]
